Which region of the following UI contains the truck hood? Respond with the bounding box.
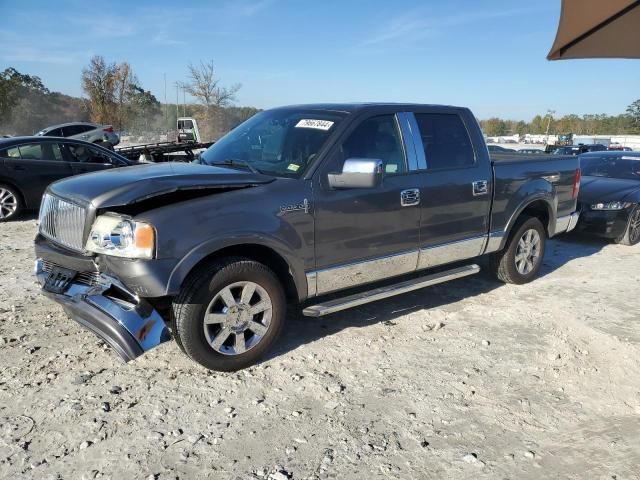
[48,162,275,208]
[579,176,640,204]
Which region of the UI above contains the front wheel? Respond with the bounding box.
[491,216,546,284]
[615,204,640,246]
[171,257,286,371]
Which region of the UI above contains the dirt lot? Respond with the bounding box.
[1,218,639,480]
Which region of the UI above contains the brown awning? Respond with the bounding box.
[547,0,640,60]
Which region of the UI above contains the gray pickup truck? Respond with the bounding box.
[34,104,581,371]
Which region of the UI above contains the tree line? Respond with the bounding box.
[0,57,259,141]
[1,59,639,141]
[480,102,640,137]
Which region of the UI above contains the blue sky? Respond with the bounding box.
[1,0,638,119]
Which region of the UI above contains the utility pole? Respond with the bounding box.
[183,86,186,117]
[164,73,168,137]
[545,109,555,144]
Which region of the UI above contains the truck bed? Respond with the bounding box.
[490,152,580,237]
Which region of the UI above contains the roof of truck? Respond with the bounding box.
[271,103,464,113]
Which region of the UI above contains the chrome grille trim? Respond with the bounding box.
[41,260,101,287]
[39,194,86,252]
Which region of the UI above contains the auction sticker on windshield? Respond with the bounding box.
[295,119,334,130]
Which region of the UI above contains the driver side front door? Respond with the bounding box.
[311,113,422,296]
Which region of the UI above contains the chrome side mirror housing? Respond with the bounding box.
[327,158,383,189]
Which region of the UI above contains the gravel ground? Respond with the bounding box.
[1,217,639,479]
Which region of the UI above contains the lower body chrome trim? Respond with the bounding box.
[484,230,505,254]
[305,271,317,298]
[303,264,480,317]
[566,211,580,233]
[554,211,580,236]
[312,249,419,296]
[417,235,486,269]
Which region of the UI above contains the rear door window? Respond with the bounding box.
[17,143,64,161]
[63,125,91,136]
[414,113,475,170]
[44,127,63,137]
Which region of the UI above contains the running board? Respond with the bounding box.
[302,264,480,317]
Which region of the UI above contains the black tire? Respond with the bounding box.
[0,184,22,222]
[491,216,546,284]
[615,204,640,246]
[170,257,286,371]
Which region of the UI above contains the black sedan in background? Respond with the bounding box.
[0,136,135,221]
[577,151,640,245]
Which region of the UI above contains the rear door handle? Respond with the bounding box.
[13,165,26,171]
[401,188,420,207]
[472,180,488,196]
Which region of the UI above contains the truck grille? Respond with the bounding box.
[41,260,101,287]
[39,194,87,252]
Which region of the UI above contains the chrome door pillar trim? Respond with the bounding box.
[406,113,427,170]
[310,249,419,296]
[396,112,427,172]
[417,235,487,270]
[396,113,419,171]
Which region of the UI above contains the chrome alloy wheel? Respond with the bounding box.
[203,281,272,355]
[629,207,640,244]
[515,228,541,275]
[0,188,17,219]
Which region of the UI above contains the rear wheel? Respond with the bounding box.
[171,257,286,371]
[491,216,546,284]
[615,204,640,246]
[0,185,21,222]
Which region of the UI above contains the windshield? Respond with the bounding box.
[199,109,346,178]
[580,154,640,180]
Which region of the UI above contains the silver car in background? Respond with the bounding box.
[36,122,120,147]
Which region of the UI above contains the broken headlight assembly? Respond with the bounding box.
[86,215,155,259]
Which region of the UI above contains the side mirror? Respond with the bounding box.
[327,158,383,189]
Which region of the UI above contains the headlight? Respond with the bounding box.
[590,201,630,211]
[86,215,155,259]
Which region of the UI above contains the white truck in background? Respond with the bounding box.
[115,117,213,162]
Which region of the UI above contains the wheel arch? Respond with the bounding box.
[167,239,307,303]
[498,195,555,251]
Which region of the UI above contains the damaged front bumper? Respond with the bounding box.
[35,259,170,362]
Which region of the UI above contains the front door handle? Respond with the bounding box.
[401,188,420,207]
[472,180,488,196]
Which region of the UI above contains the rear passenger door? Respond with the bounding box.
[411,110,493,269]
[0,142,72,208]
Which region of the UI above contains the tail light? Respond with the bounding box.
[572,168,581,198]
[103,126,114,133]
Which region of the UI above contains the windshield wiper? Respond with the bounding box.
[208,158,262,174]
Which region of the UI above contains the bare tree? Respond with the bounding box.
[81,56,118,125]
[112,62,138,130]
[184,60,241,108]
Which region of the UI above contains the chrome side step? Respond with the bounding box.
[302,264,480,317]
